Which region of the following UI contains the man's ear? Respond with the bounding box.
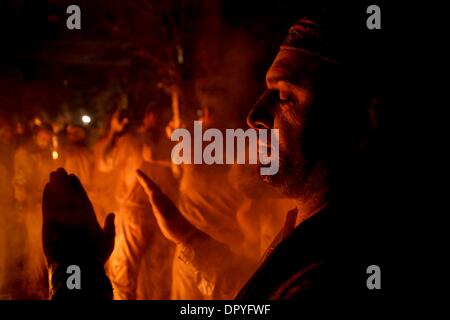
[360,97,380,147]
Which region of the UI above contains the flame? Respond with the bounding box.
[52,150,59,160]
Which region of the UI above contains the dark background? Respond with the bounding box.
[0,0,388,127]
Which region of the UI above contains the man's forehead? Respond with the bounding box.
[266,49,325,88]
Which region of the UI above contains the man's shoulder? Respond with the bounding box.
[237,206,361,300]
[268,259,328,300]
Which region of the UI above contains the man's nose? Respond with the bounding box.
[247,90,275,129]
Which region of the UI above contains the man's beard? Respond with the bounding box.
[259,148,329,200]
[259,149,306,198]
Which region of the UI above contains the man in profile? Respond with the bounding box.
[135,9,383,300]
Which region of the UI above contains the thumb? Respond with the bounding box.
[101,213,115,263]
[103,213,115,239]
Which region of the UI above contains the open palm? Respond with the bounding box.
[42,168,115,267]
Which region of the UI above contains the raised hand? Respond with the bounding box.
[136,169,199,244]
[110,110,129,135]
[42,168,115,267]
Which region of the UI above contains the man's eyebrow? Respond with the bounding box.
[266,76,293,86]
[266,74,311,91]
[266,76,306,92]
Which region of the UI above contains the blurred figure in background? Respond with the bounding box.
[98,100,175,300]
[60,124,94,191]
[0,117,16,298]
[91,123,120,227]
[13,122,60,299]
